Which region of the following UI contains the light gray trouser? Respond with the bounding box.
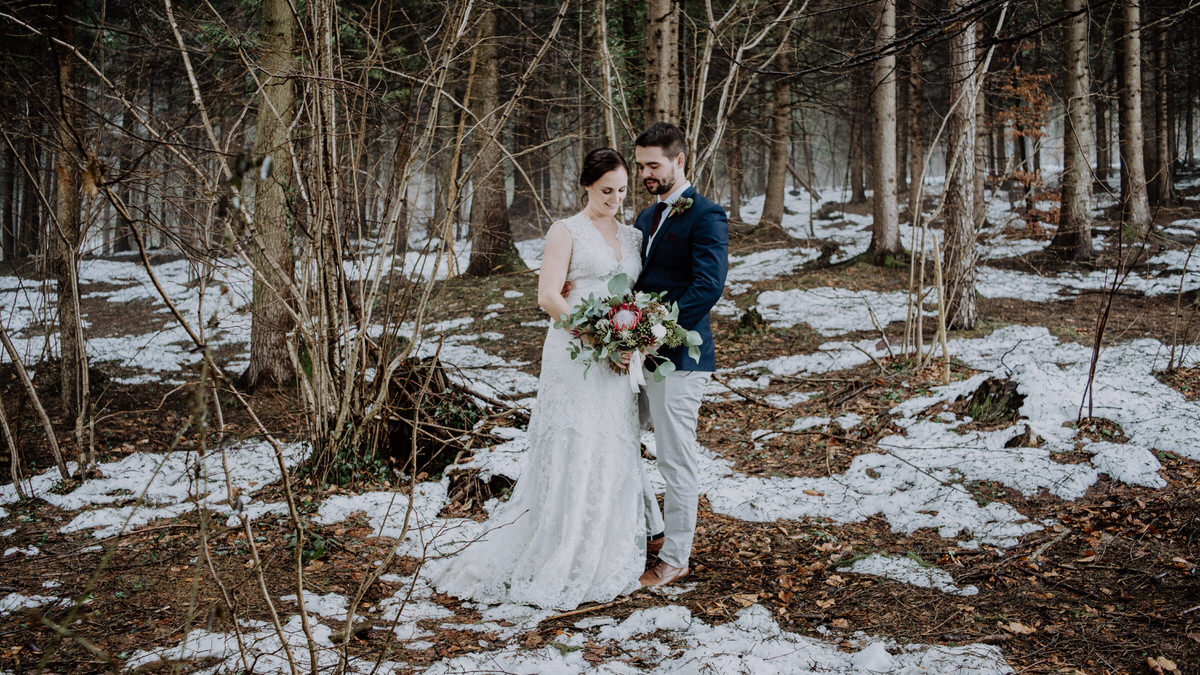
[639,368,711,568]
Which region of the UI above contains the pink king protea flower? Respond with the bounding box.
[608,303,642,331]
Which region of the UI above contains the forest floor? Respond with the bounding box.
[2,175,1200,674]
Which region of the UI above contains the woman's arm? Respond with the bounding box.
[537,221,573,321]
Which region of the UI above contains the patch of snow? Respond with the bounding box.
[756,287,927,336]
[725,248,821,294]
[3,545,39,557]
[844,553,978,596]
[0,440,309,539]
[0,593,67,616]
[313,484,452,557]
[280,591,350,620]
[422,604,1011,674]
[124,614,364,674]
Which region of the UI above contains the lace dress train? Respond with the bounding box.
[428,213,645,611]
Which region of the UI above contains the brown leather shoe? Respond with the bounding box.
[646,535,664,558]
[639,561,689,587]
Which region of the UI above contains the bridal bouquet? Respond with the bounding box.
[554,273,703,390]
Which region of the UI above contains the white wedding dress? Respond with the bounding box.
[429,212,645,610]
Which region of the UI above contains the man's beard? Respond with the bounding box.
[644,176,674,195]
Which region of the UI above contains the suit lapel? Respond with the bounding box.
[636,208,653,261]
[644,186,697,267]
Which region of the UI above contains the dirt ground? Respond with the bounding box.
[1,198,1199,674]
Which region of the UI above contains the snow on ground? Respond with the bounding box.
[842,553,979,597]
[756,287,931,336]
[1,255,252,382]
[425,603,1010,674]
[726,247,821,295]
[127,580,1010,675]
[0,593,68,617]
[3,179,1199,672]
[0,440,309,539]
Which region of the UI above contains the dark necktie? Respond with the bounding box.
[649,201,668,237]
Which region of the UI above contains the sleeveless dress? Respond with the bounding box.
[429,213,645,610]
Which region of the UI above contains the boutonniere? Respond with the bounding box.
[668,197,693,218]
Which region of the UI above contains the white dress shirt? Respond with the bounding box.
[646,180,692,251]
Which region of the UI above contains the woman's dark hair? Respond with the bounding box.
[579,148,629,187]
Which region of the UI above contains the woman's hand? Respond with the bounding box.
[613,351,634,371]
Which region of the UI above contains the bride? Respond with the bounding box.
[428,148,645,610]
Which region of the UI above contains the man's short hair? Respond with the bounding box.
[635,122,687,160]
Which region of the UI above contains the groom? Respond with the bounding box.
[633,122,729,587]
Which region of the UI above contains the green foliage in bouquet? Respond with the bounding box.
[552,273,702,381]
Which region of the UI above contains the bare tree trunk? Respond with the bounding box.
[644,0,681,125]
[52,0,90,468]
[465,9,524,277]
[1094,41,1111,183]
[18,133,40,259]
[1051,0,1094,260]
[1188,73,1195,165]
[870,0,901,263]
[431,99,453,233]
[1096,85,1111,183]
[897,60,908,194]
[1118,0,1152,236]
[973,25,988,228]
[728,129,742,224]
[908,41,926,219]
[944,2,978,330]
[759,36,790,232]
[2,140,14,260]
[1141,35,1160,204]
[849,69,868,204]
[244,0,296,390]
[1152,25,1174,204]
[507,104,541,236]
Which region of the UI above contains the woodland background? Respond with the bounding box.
[1,0,1199,672]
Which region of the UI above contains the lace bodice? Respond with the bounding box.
[561,213,643,302]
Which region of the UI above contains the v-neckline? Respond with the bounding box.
[583,215,624,263]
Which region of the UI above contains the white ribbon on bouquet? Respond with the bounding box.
[627,350,647,392]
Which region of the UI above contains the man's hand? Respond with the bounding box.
[560,280,573,298]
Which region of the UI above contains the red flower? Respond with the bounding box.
[607,302,642,331]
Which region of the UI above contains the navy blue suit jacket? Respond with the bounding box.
[634,186,729,371]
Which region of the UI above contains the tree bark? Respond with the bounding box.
[1096,84,1111,183]
[1050,0,1094,260]
[2,139,15,260]
[1094,39,1111,183]
[1152,25,1174,204]
[1117,0,1152,236]
[973,24,988,228]
[51,0,90,456]
[465,9,524,277]
[908,41,926,219]
[728,129,742,224]
[849,68,869,204]
[244,0,296,390]
[18,132,40,259]
[759,37,791,232]
[944,1,978,330]
[869,0,901,263]
[644,0,681,125]
[1188,72,1195,165]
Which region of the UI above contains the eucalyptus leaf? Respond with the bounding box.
[653,360,675,381]
[607,273,630,297]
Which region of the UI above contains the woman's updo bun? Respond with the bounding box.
[579,148,628,187]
